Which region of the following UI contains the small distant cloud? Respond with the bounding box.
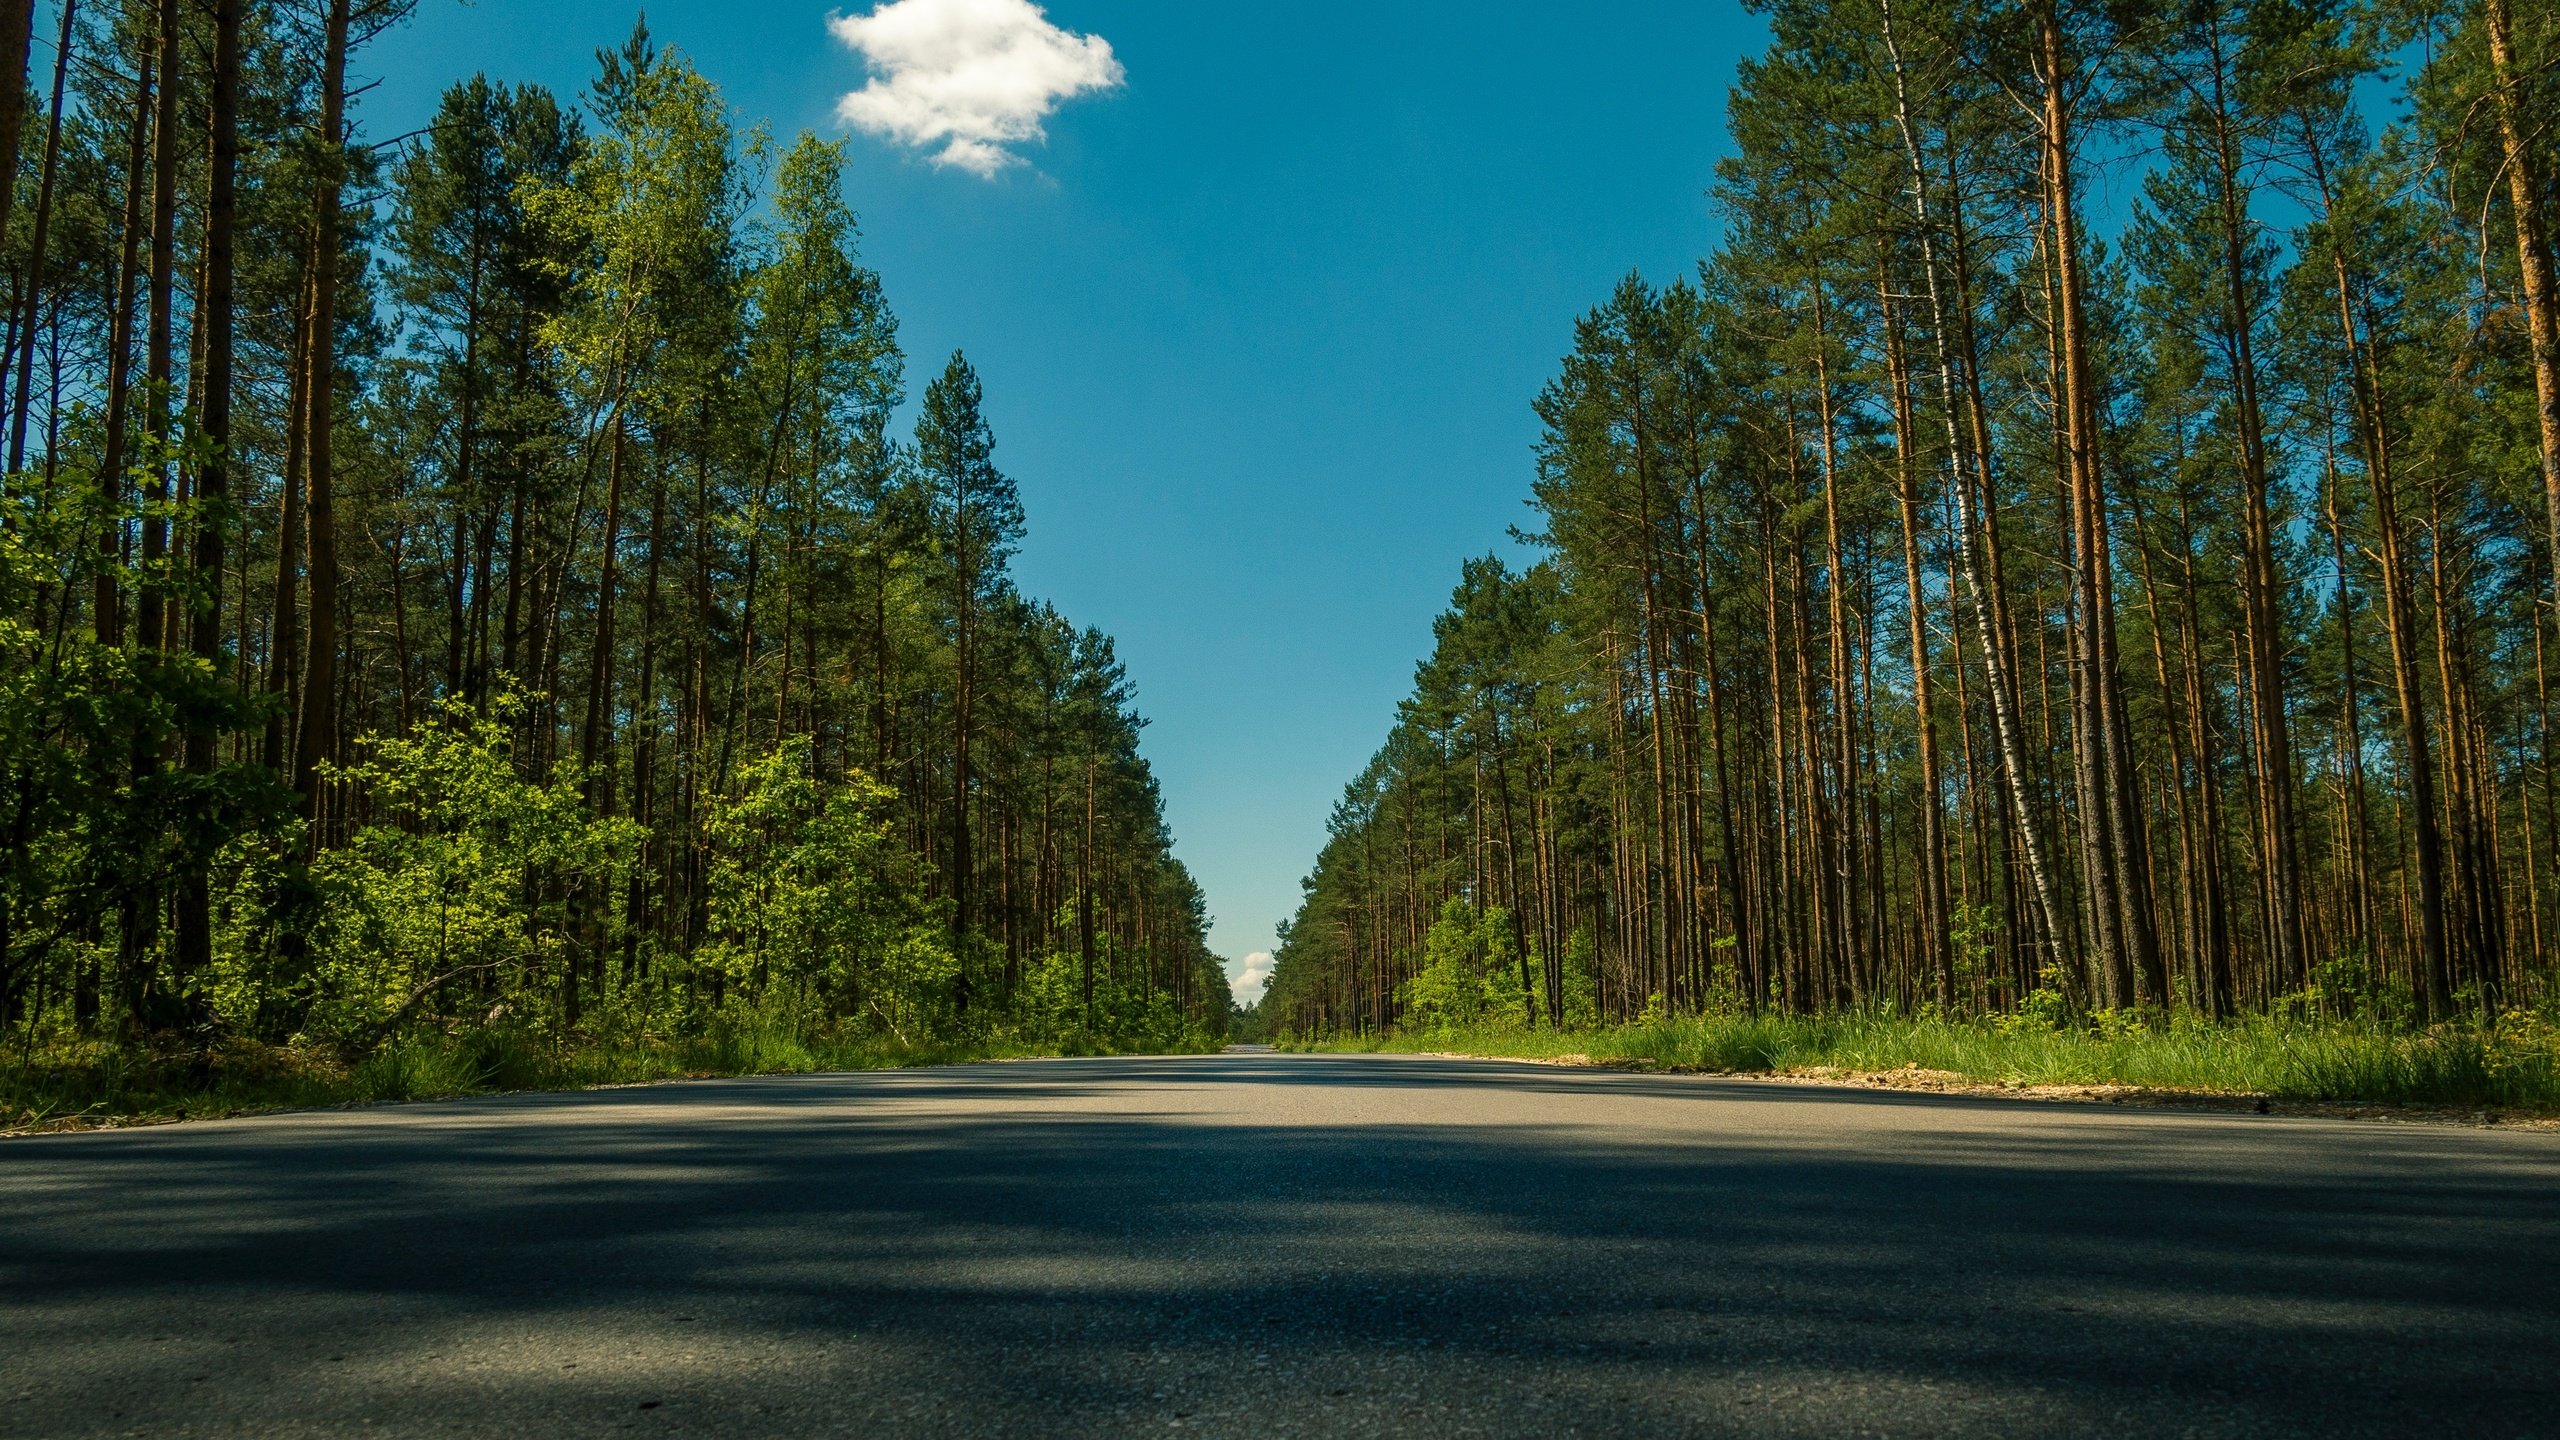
[1229,951,1274,1007]
[828,0,1124,178]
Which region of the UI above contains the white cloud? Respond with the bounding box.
[828,0,1123,178]
[1229,951,1274,1007]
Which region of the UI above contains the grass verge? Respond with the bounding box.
[2,1024,1212,1135]
[1288,1012,2560,1114]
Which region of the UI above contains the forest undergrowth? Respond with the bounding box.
[1284,1010,2560,1113]
[2,1014,1224,1135]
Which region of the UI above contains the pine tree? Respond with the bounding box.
[916,352,1023,1011]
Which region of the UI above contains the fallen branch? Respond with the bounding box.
[346,961,513,1058]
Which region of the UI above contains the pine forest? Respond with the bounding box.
[0,3,1230,1090]
[1260,0,2560,1041]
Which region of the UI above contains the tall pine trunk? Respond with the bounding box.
[2481,0,2560,626]
[1878,0,2072,985]
[171,0,243,994]
[2041,4,2166,1006]
[294,0,352,829]
[7,0,75,471]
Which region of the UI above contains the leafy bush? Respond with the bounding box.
[700,738,950,1036]
[296,694,639,1045]
[1005,942,1205,1049]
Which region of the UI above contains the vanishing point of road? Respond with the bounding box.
[4,1050,2556,1437]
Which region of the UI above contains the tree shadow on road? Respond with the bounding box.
[5,1055,2555,1437]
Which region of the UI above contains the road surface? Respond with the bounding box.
[4,1050,2557,1437]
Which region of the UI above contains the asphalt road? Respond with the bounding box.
[4,1051,2558,1438]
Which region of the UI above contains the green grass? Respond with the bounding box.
[27,1012,2547,1131]
[1288,1011,2560,1113]
[2,1022,1215,1134]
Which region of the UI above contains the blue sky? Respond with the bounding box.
[371,0,1759,1003]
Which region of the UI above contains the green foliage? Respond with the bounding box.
[526,41,744,419]
[1396,899,1488,1032]
[1391,899,1539,1034]
[1293,1010,2560,1113]
[0,467,285,1032]
[700,739,945,1034]
[296,695,639,1045]
[0,1018,1185,1133]
[1993,969,2075,1035]
[1005,943,1210,1050]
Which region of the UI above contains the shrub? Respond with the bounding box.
[298,694,639,1046]
[699,738,950,1036]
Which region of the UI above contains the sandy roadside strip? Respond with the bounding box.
[1411,1049,2560,1131]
